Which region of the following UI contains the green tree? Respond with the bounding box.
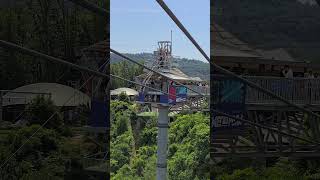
[111,131,135,174]
[218,168,258,180]
[110,100,210,179]
[168,113,210,180]
[110,61,144,89]
[0,125,63,179]
[26,95,63,129]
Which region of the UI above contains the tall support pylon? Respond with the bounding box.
[157,104,169,180]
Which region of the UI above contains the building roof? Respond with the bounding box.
[211,23,261,58]
[136,67,204,83]
[211,24,307,66]
[212,24,252,51]
[213,44,261,58]
[3,83,91,107]
[159,68,204,82]
[256,48,297,62]
[110,88,138,96]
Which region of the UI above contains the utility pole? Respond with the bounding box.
[156,104,169,180]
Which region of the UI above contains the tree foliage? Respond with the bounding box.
[0,0,108,178]
[110,100,210,180]
[26,95,63,129]
[110,61,144,89]
[0,125,63,179]
[213,157,320,180]
[110,53,210,81]
[168,113,210,180]
[0,0,107,89]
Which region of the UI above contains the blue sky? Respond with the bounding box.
[110,0,210,62]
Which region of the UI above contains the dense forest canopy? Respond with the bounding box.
[111,52,209,82]
[110,100,210,179]
[0,0,107,89]
[0,0,108,179]
[0,96,106,179]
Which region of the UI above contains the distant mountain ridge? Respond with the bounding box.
[111,53,210,80]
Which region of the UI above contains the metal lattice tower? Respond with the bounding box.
[136,40,209,180]
[155,41,172,70]
[140,41,173,92]
[138,40,172,180]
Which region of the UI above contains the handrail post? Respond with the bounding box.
[309,79,312,105]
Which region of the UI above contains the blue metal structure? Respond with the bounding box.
[90,99,109,128]
[212,76,247,130]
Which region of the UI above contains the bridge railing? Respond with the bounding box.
[244,76,320,105]
[185,85,210,95]
[212,75,320,105]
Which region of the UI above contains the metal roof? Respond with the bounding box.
[159,68,204,82]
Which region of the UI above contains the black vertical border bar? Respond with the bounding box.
[106,0,110,179]
[210,0,214,179]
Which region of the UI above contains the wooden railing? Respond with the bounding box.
[244,76,320,105]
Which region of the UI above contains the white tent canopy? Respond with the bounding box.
[2,83,91,107]
[110,88,139,96]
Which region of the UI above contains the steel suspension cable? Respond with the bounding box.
[211,109,319,144]
[110,75,320,145]
[67,0,317,118]
[65,0,209,100]
[66,0,208,97]
[66,0,320,119]
[155,0,320,119]
[1,39,319,170]
[2,0,319,160]
[68,0,108,16]
[31,0,320,121]
[0,59,109,170]
[111,49,207,97]
[0,40,171,97]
